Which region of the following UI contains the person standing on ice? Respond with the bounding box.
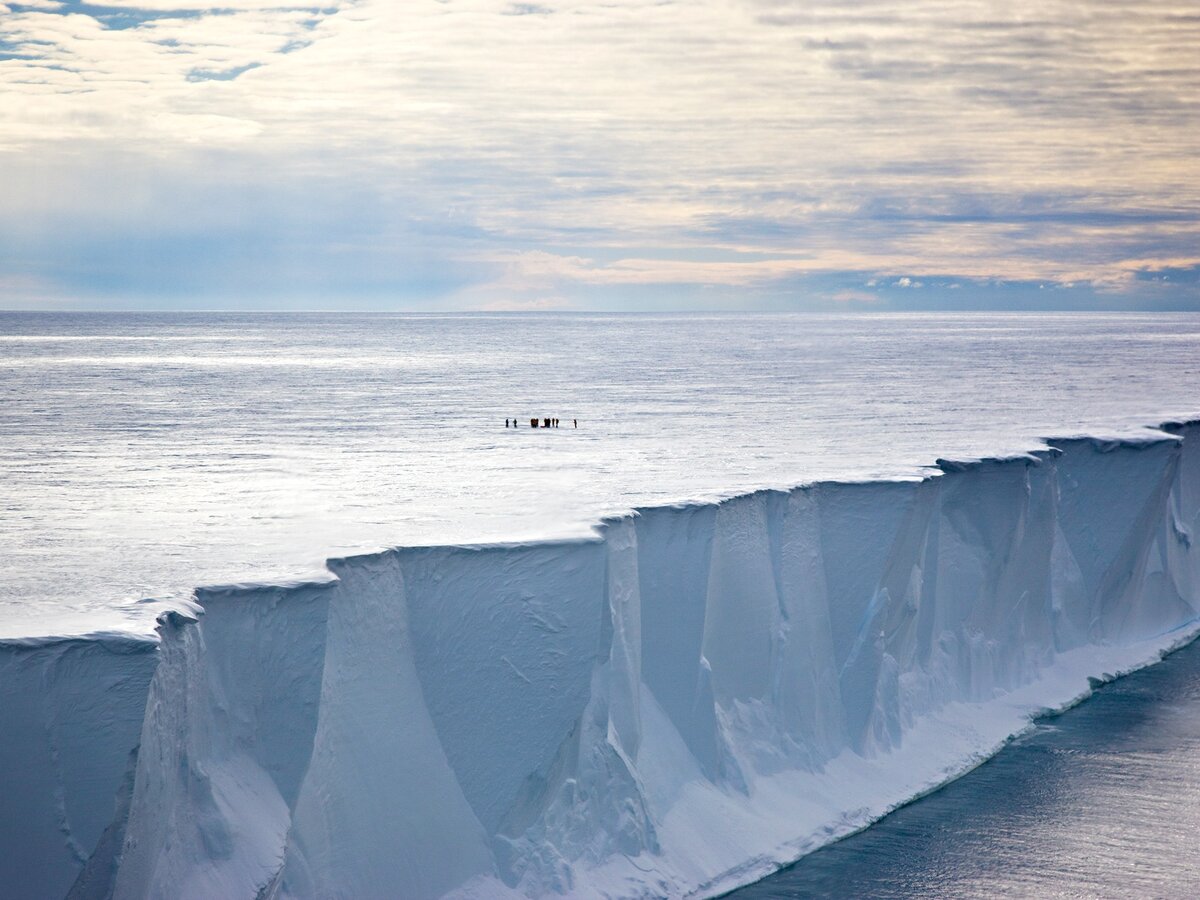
[505,418,509,428]
[573,419,577,428]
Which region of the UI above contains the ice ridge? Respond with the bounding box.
[2,421,1199,898]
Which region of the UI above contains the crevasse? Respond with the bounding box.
[3,422,1199,899]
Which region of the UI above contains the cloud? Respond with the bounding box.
[829,289,882,305]
[0,0,1198,308]
[0,273,76,306]
[472,294,572,311]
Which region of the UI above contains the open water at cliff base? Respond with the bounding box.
[730,633,1200,899]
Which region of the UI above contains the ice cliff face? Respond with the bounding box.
[4,422,1200,899]
[0,637,156,900]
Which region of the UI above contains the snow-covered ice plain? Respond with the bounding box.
[3,311,1199,638]
[3,311,1200,899]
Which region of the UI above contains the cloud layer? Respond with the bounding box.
[2,0,1198,308]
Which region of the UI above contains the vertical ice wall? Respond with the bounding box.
[0,636,156,899]
[107,581,331,900]
[3,424,1199,899]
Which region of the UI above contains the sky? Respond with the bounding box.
[1,0,1198,311]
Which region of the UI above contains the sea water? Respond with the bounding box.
[2,311,1199,638]
[730,632,1200,899]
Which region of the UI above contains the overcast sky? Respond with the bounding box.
[1,0,1198,310]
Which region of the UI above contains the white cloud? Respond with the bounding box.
[829,289,881,305]
[1,0,1198,304]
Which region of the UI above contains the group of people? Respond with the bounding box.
[505,417,577,428]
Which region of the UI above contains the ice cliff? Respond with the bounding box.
[3,422,1200,899]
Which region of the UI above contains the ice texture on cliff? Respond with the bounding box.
[3,422,1200,899]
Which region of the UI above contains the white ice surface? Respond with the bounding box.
[4,312,1200,900]
[3,311,1200,639]
[7,421,1189,900]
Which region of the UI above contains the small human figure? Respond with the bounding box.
[573,419,577,428]
[505,418,509,428]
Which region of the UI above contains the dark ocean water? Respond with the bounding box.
[731,636,1200,899]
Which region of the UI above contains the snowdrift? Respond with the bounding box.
[4,422,1200,899]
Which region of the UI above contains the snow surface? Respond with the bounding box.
[3,420,1199,898]
[3,311,1200,639]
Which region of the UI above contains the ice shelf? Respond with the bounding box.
[3,421,1199,899]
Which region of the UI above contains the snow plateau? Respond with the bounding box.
[3,422,1200,899]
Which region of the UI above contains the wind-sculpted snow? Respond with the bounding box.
[3,422,1200,899]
